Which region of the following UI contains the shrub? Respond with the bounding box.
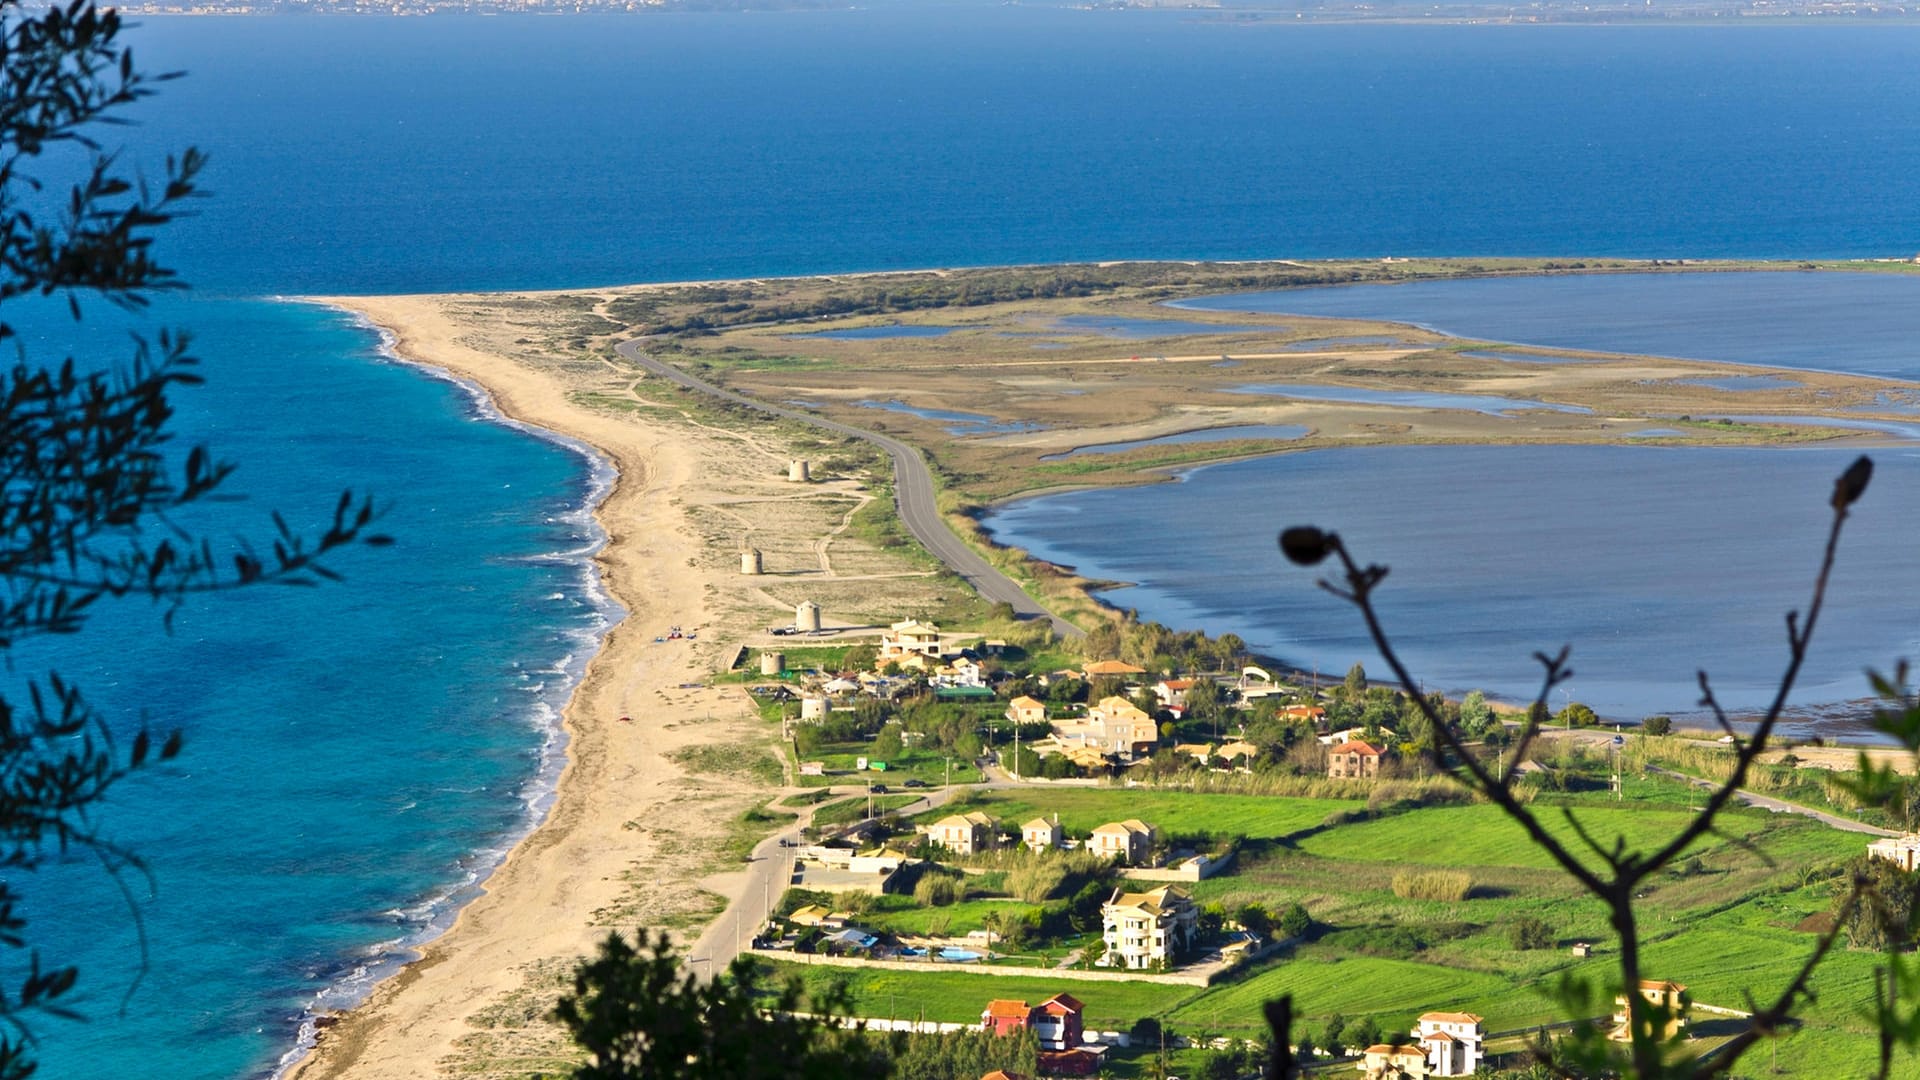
[1391,870,1473,902]
[1642,715,1672,736]
[913,868,964,906]
[1277,902,1312,939]
[1005,861,1067,903]
[1511,914,1554,950]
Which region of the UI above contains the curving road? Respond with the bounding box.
[615,337,1081,639]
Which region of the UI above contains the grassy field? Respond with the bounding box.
[913,788,1362,842]
[788,740,984,789]
[760,958,1196,1032]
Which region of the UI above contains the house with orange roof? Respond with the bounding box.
[1328,739,1386,780]
[1153,678,1196,710]
[1005,695,1047,727]
[981,998,1035,1038]
[980,1072,1027,1080]
[1414,1012,1484,1075]
[1081,659,1147,678]
[1033,992,1084,1050]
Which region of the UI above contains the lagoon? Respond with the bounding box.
[984,444,1920,728]
[1227,383,1592,417]
[1041,424,1311,460]
[1173,272,1920,377]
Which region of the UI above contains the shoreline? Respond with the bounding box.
[277,262,1917,1077]
[282,295,778,1080]
[267,305,624,1077]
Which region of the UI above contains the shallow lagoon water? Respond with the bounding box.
[1052,314,1272,338]
[984,445,1920,725]
[858,399,1040,435]
[1672,375,1801,392]
[1173,273,1920,377]
[1041,424,1311,460]
[797,324,958,340]
[1228,383,1592,417]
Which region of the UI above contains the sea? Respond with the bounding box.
[19,11,1920,1078]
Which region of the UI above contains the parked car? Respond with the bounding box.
[902,779,927,789]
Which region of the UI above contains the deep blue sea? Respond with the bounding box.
[20,12,1920,1078]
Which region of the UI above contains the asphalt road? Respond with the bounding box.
[1646,765,1897,837]
[614,337,1081,639]
[688,783,976,975]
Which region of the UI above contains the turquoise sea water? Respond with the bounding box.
[22,12,1920,1078]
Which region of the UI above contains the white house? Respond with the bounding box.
[1869,834,1920,872]
[1414,1012,1484,1076]
[879,619,949,663]
[1098,884,1195,969]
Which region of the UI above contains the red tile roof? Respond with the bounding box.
[984,999,1033,1020]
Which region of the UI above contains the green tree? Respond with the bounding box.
[870,725,903,760]
[1841,855,1920,952]
[1236,902,1273,937]
[553,929,882,1079]
[1642,714,1673,736]
[1459,689,1494,739]
[1276,902,1312,940]
[1322,1012,1347,1056]
[1556,702,1598,728]
[1343,662,1367,699]
[0,6,382,1073]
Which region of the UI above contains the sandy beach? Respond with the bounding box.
[289,284,975,1079]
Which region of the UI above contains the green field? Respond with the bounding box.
[760,959,1196,1032]
[790,741,983,789]
[914,788,1362,842]
[814,777,1902,1075]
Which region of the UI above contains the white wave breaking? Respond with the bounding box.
[268,301,626,1080]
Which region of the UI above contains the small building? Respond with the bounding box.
[1278,704,1327,723]
[1570,942,1593,958]
[1414,1012,1484,1076]
[1611,979,1690,1042]
[1006,695,1048,727]
[1022,816,1062,854]
[1173,742,1215,765]
[1869,834,1920,872]
[927,811,996,855]
[1037,1048,1103,1077]
[1081,659,1148,679]
[980,1072,1027,1080]
[1328,739,1386,780]
[1088,819,1155,864]
[795,600,822,633]
[1099,884,1196,969]
[1358,1044,1430,1078]
[786,904,846,929]
[788,459,810,482]
[1216,739,1260,766]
